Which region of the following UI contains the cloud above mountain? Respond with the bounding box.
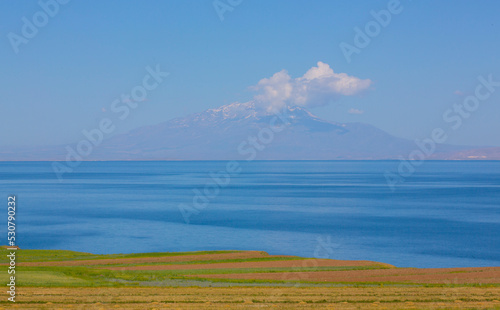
[252,61,372,112]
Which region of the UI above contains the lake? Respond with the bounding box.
[1,160,499,268]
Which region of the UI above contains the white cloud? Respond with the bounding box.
[252,70,293,111]
[252,61,372,112]
[348,108,364,114]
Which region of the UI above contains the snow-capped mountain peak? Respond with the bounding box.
[204,102,258,120]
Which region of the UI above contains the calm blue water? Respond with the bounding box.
[1,161,499,268]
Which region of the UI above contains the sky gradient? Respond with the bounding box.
[1,0,500,147]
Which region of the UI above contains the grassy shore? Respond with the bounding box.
[1,248,499,309]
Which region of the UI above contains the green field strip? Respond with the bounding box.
[0,248,245,263]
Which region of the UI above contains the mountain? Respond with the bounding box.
[2,102,500,161]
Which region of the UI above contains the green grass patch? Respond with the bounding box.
[1,269,91,286]
[0,248,245,263]
[0,249,100,263]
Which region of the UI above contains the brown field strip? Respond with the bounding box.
[190,266,500,284]
[7,287,500,309]
[102,258,392,271]
[16,251,290,267]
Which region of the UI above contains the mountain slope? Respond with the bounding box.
[1,102,499,161]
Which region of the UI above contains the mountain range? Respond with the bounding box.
[2,102,500,161]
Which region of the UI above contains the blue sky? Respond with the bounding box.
[1,0,500,147]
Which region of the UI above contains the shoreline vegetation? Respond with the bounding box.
[1,248,499,309]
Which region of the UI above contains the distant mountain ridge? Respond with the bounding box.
[1,102,500,161]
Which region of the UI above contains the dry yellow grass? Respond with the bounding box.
[7,287,500,309]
